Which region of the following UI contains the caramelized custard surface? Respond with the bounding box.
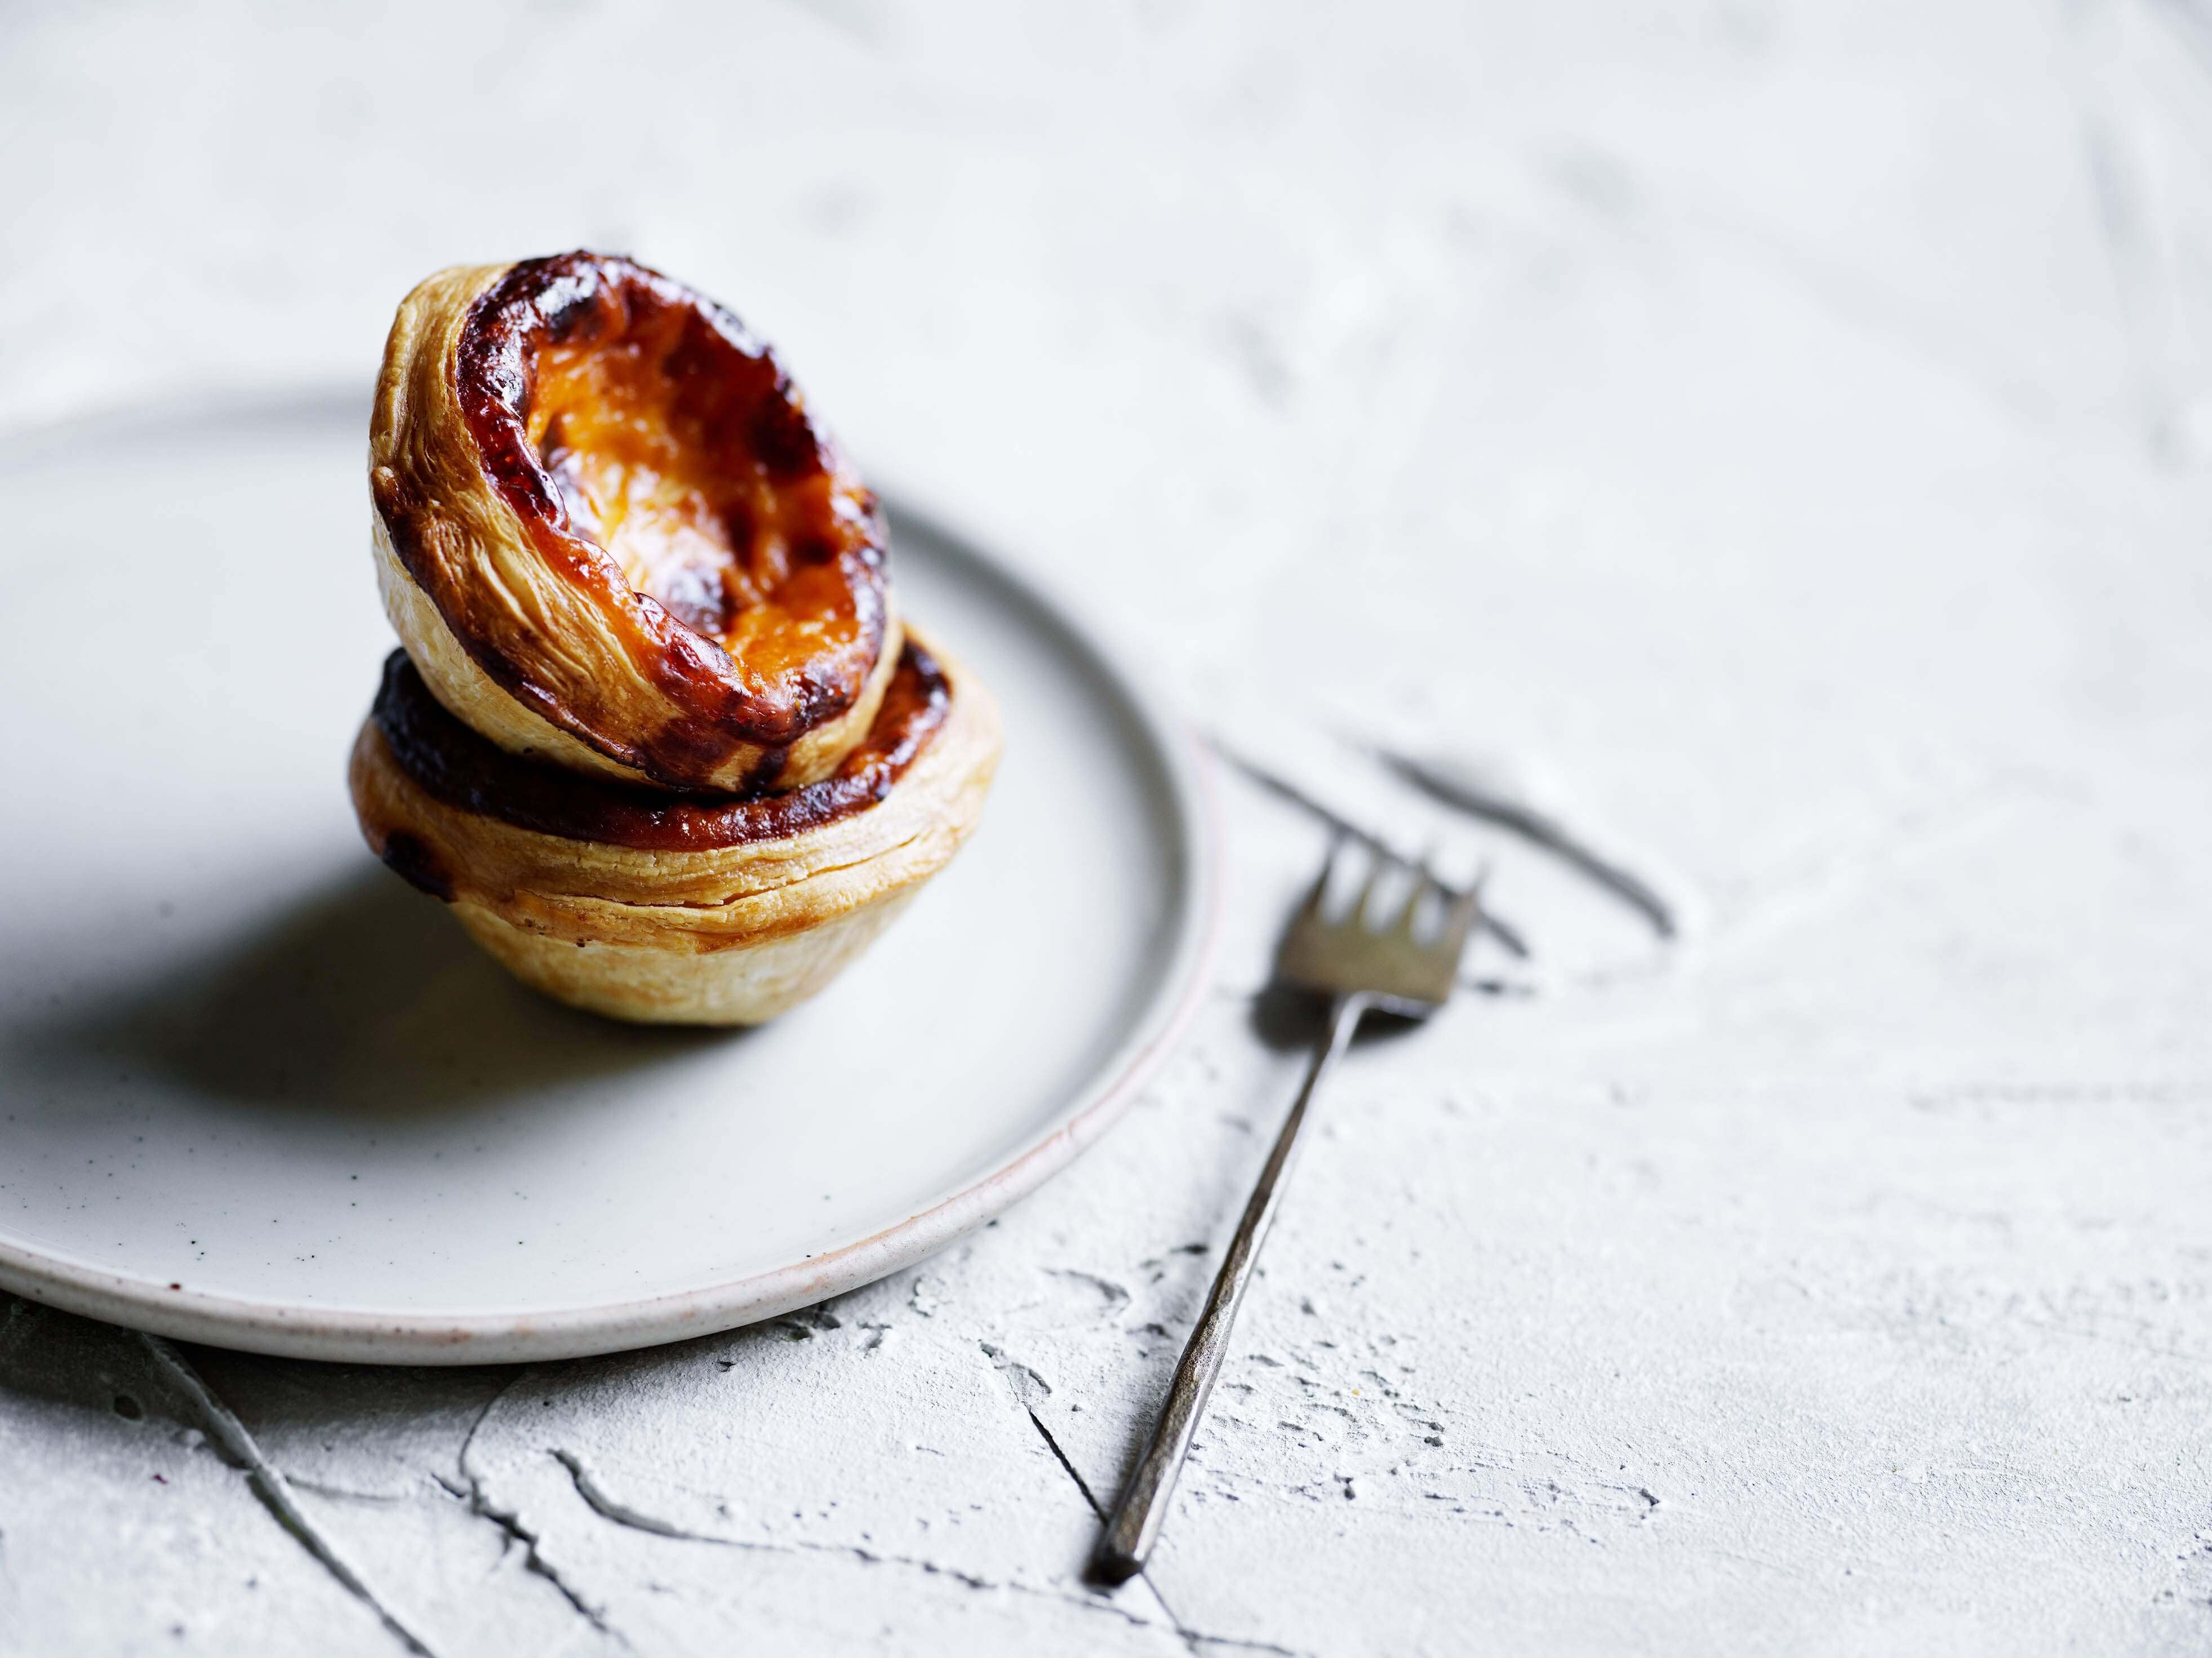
[451,252,887,736]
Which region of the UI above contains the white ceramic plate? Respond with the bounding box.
[0,393,1216,1364]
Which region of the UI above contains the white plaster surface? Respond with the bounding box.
[4,2,2212,1652]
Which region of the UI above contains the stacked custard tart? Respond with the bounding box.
[349,252,1001,1024]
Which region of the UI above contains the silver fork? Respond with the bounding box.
[1090,846,1481,1585]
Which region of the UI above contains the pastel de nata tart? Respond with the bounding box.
[371,250,900,793]
[351,251,1002,1025]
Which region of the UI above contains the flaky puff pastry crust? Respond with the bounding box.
[371,252,898,793]
[350,628,1002,1025]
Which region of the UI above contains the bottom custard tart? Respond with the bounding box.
[349,627,1001,1025]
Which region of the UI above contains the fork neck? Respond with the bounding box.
[1317,992,1370,1068]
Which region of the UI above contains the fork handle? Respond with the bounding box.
[1091,991,1370,1585]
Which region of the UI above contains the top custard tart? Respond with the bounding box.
[370,251,900,793]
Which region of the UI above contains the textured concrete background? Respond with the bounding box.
[5,2,2212,1652]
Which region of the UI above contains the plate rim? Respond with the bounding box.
[0,389,1223,1364]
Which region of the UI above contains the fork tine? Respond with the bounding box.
[1387,868,1433,937]
[1438,878,1482,954]
[1348,851,1392,928]
[1297,836,1344,923]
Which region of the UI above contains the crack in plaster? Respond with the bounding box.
[972,1333,1281,1658]
[136,1334,440,1658]
[1021,1409,1104,1520]
[445,1373,625,1648]
[548,1447,1168,1637]
[283,1472,425,1506]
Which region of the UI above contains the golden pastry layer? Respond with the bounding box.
[350,629,1001,1025]
[371,251,896,792]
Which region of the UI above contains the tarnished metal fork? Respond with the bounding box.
[1091,847,1481,1584]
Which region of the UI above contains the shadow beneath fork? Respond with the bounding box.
[1245,981,1427,1055]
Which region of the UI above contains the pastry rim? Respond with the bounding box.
[348,624,1003,937]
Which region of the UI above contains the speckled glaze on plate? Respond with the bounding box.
[0,393,1218,1364]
